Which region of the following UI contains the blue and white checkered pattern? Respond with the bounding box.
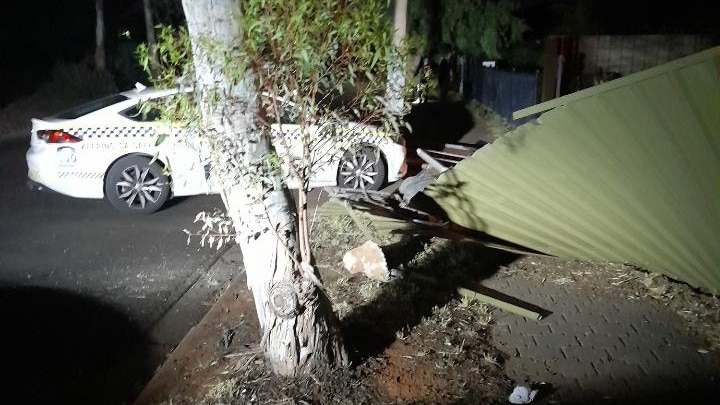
[66,126,158,139]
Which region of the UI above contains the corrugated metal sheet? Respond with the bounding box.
[426,46,720,293]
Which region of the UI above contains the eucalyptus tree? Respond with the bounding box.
[386,0,408,115]
[141,0,158,73]
[143,0,410,376]
[408,0,526,59]
[94,0,106,71]
[440,0,526,59]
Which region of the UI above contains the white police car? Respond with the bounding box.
[26,85,407,214]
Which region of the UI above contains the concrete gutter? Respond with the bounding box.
[133,245,245,405]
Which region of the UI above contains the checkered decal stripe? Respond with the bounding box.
[59,171,104,179]
[67,126,158,139]
[275,126,387,150]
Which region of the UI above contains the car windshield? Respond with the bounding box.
[121,104,162,122]
[52,94,129,119]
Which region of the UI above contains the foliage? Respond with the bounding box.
[441,0,527,59]
[136,25,200,127]
[408,0,527,59]
[138,0,410,190]
[183,210,235,250]
[234,0,409,155]
[139,0,413,251]
[503,39,544,70]
[407,0,434,54]
[137,1,413,259]
[137,25,193,89]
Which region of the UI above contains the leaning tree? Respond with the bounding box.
[142,0,411,376]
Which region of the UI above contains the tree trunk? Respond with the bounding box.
[386,0,407,115]
[94,0,106,71]
[182,0,347,376]
[142,0,159,73]
[391,0,408,47]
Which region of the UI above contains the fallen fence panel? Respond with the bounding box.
[426,46,720,294]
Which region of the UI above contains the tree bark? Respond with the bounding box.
[386,0,407,115]
[182,0,347,376]
[94,0,106,71]
[392,0,408,47]
[142,0,159,73]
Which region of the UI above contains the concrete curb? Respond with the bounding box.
[133,244,246,405]
[144,245,233,355]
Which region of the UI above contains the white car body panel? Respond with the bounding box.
[26,86,406,203]
[26,91,214,198]
[270,122,405,188]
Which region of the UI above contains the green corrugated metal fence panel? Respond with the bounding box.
[426,46,720,293]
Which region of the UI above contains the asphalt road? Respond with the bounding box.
[0,136,401,404]
[0,138,225,338]
[1,137,233,404]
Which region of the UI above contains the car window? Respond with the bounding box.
[52,94,129,119]
[121,104,161,122]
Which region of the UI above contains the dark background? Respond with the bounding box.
[0,0,184,107]
[1,0,718,108]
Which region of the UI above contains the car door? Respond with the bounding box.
[118,100,213,196]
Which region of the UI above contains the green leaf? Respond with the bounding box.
[155,134,169,146]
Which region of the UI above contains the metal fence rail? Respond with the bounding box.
[470,64,538,125]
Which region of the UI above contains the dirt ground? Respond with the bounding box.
[135,211,518,405]
[134,205,720,405]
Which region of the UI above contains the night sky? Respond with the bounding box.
[1,0,718,107]
[0,0,183,107]
[519,0,720,39]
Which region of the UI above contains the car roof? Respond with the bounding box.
[119,84,188,101]
[36,85,189,122]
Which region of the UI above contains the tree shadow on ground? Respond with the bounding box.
[340,237,520,364]
[0,286,155,405]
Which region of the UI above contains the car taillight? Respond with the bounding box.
[37,130,81,143]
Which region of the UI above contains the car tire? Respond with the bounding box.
[337,144,387,191]
[104,155,170,214]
